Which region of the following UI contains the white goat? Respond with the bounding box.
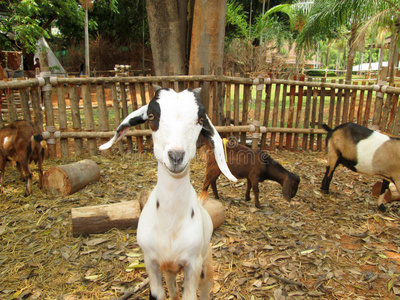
[100,86,237,299]
[321,122,400,212]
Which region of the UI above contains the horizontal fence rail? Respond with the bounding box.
[0,75,399,157]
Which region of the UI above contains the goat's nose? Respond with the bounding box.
[168,149,185,166]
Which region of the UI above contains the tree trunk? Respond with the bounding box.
[188,0,227,75]
[388,20,400,84]
[345,21,358,83]
[146,0,188,75]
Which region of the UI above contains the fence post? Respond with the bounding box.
[81,79,97,156]
[56,81,68,157]
[39,51,56,158]
[252,77,263,150]
[69,82,83,155]
[373,67,388,126]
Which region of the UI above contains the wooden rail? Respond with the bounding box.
[1,75,399,157]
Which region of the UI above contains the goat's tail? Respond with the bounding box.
[322,124,333,147]
[322,124,332,132]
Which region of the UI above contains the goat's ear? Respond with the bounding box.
[201,115,237,182]
[99,105,148,150]
[153,84,162,92]
[193,87,202,95]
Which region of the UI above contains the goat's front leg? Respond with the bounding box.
[16,162,26,182]
[245,178,252,201]
[144,255,166,300]
[165,271,179,300]
[182,257,203,300]
[0,158,5,192]
[199,246,213,300]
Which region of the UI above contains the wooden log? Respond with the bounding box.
[202,198,225,230]
[372,181,400,203]
[71,201,141,237]
[139,190,225,230]
[43,159,100,195]
[71,191,225,236]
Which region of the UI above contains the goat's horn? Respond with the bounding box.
[99,105,149,150]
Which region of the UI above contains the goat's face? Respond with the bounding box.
[148,89,204,174]
[100,87,237,182]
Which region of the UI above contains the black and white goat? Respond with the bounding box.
[100,87,237,299]
[321,122,400,212]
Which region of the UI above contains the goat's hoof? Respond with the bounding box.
[321,189,329,195]
[378,204,386,212]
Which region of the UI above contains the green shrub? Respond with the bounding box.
[304,69,337,77]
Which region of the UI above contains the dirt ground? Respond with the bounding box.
[1,149,400,300]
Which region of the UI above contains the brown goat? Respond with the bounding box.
[202,141,300,208]
[0,120,47,196]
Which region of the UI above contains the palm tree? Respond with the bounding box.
[225,1,292,74]
[297,0,380,83]
[355,1,400,83]
[265,0,313,73]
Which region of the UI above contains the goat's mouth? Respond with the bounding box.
[165,163,189,176]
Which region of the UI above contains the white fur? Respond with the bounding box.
[356,131,390,174]
[100,87,237,299]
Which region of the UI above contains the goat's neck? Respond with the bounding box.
[155,162,193,211]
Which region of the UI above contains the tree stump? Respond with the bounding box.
[43,159,100,195]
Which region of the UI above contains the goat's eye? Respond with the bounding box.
[198,118,204,125]
[148,114,155,120]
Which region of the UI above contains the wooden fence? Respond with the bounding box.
[1,75,399,158]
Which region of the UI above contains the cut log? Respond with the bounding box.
[43,159,100,195]
[71,191,226,236]
[203,198,225,230]
[71,201,141,237]
[372,181,400,203]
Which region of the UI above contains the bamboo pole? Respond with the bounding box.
[286,75,296,150]
[240,84,250,145]
[348,81,358,123]
[19,87,31,121]
[261,79,272,150]
[293,76,304,151]
[252,78,263,150]
[233,82,240,140]
[6,90,18,122]
[96,83,110,155]
[270,77,281,151]
[81,81,97,156]
[119,82,133,152]
[110,83,124,153]
[327,79,336,127]
[335,79,344,127]
[30,86,43,130]
[53,126,326,139]
[357,81,366,124]
[69,83,83,155]
[317,78,326,151]
[56,82,69,157]
[302,78,313,150]
[279,79,287,150]
[40,52,56,158]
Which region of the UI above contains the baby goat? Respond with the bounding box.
[202,140,300,208]
[0,120,47,196]
[100,87,237,299]
[321,122,400,212]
